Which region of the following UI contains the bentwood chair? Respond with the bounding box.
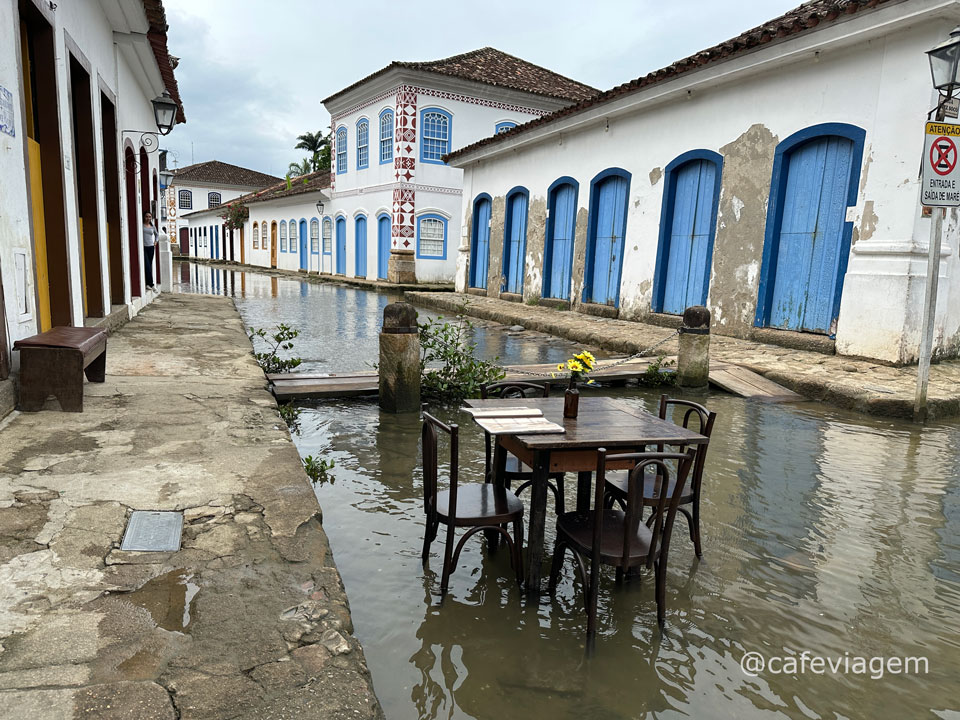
[421,412,524,597]
[549,449,696,648]
[480,381,566,514]
[604,395,716,558]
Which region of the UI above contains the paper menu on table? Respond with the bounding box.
[462,406,543,419]
[473,416,566,435]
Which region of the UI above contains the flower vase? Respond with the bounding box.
[563,380,580,419]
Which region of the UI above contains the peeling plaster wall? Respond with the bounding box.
[523,195,547,300]
[486,195,506,296]
[455,13,960,361]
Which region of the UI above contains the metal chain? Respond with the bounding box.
[507,328,680,378]
[420,319,680,379]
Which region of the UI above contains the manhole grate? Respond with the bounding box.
[121,511,184,552]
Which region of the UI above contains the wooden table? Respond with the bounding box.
[464,396,708,594]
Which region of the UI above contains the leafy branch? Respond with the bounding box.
[247,324,303,374]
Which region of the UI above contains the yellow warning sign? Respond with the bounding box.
[927,121,960,136]
[922,121,960,207]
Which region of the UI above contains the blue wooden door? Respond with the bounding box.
[502,192,527,294]
[377,216,390,279]
[769,136,853,332]
[544,184,576,299]
[662,160,717,314]
[588,176,628,305]
[335,218,346,274]
[213,225,219,259]
[470,198,491,288]
[299,220,308,270]
[355,216,367,277]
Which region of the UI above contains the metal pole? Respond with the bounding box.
[914,209,944,422]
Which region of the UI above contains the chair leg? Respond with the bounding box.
[692,497,703,559]
[440,525,456,598]
[512,519,524,588]
[586,559,600,645]
[421,518,438,565]
[554,476,565,515]
[548,540,566,594]
[615,567,624,585]
[654,558,666,629]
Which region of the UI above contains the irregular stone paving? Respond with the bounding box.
[0,294,383,720]
[407,292,960,420]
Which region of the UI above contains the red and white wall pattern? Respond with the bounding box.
[392,85,417,251]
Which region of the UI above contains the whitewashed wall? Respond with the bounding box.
[454,9,960,363]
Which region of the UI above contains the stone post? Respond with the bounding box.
[159,237,174,292]
[379,302,420,413]
[676,306,710,389]
[387,251,417,284]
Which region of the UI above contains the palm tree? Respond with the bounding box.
[288,158,312,176]
[295,131,331,172]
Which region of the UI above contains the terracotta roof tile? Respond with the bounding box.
[142,0,186,124]
[183,171,332,218]
[324,47,598,105]
[446,0,890,163]
[173,160,282,188]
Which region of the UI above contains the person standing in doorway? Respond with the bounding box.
[143,211,158,291]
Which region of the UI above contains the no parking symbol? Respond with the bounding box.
[922,121,960,206]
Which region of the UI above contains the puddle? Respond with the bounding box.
[123,569,200,633]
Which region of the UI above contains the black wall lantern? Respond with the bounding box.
[152,91,178,136]
[316,200,325,216]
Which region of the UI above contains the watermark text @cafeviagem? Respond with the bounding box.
[740,651,928,680]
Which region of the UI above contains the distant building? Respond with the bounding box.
[183,171,331,271]
[321,48,597,283]
[0,0,184,416]
[167,160,280,254]
[447,0,960,365]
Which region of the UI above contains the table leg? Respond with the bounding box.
[486,440,509,553]
[576,471,593,513]
[524,450,549,595]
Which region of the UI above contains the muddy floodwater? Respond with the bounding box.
[177,263,960,720]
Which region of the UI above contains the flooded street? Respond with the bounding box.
[178,263,960,720]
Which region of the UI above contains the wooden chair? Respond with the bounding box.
[421,412,524,597]
[549,449,696,648]
[480,381,566,514]
[604,395,716,558]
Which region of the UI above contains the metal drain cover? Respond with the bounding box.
[121,511,184,552]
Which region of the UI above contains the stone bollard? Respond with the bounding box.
[676,306,710,389]
[379,302,420,413]
[159,238,174,292]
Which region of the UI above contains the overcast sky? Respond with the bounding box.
[162,0,800,178]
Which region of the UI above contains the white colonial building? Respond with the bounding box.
[166,160,279,255]
[0,0,184,416]
[449,0,960,365]
[321,47,597,284]
[184,171,331,272]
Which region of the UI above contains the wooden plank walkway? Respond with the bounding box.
[269,357,803,403]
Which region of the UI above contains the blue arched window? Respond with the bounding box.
[502,187,529,295]
[652,150,723,314]
[290,218,298,255]
[322,217,332,254]
[356,119,369,169]
[495,121,517,134]
[379,109,394,164]
[583,168,631,307]
[416,214,447,259]
[542,177,579,301]
[756,123,865,335]
[280,221,288,252]
[420,108,452,163]
[310,218,320,254]
[336,127,347,174]
[178,189,192,209]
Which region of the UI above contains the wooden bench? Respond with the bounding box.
[13,327,107,412]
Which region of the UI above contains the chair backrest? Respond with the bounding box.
[480,380,550,399]
[422,412,459,522]
[658,395,716,491]
[595,449,696,569]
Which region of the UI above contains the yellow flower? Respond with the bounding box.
[575,353,593,370]
[557,363,565,371]
[568,359,584,373]
[587,378,595,384]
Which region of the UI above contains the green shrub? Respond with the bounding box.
[302,455,335,485]
[637,355,676,387]
[248,324,303,374]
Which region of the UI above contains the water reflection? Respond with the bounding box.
[173,262,960,719]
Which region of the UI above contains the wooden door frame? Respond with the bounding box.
[270,221,278,268]
[501,186,529,295]
[582,168,631,308]
[542,178,579,301]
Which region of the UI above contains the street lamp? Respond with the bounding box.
[159,169,174,188]
[928,26,960,99]
[316,200,325,216]
[151,91,178,136]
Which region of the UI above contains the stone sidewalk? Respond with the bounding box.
[0,294,383,719]
[407,292,960,420]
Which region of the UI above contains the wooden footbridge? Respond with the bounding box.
[268,356,802,403]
